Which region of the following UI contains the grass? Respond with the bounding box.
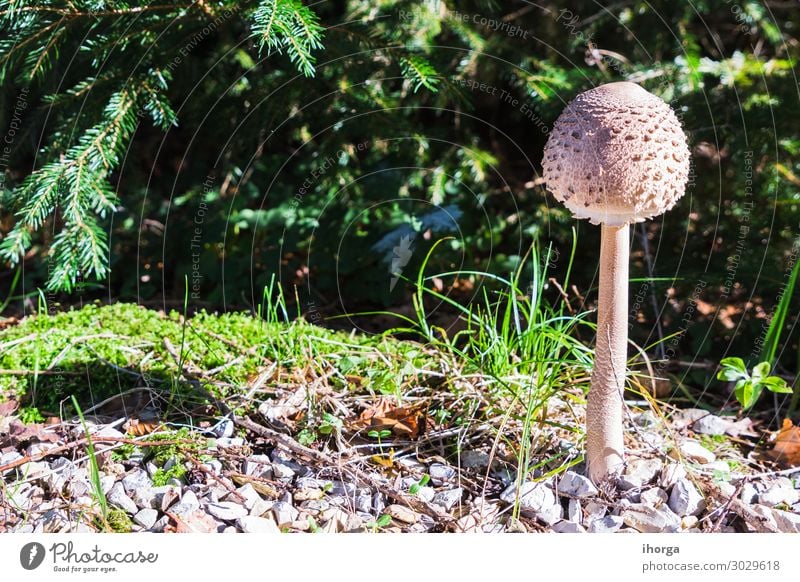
[0,237,599,510]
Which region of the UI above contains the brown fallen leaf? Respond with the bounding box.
[767,418,800,468]
[349,398,430,439]
[0,420,60,449]
[124,418,162,436]
[164,510,219,533]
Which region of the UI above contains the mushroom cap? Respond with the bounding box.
[542,82,691,225]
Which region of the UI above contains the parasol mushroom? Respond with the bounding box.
[541,82,691,483]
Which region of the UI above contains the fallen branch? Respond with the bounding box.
[704,480,780,533]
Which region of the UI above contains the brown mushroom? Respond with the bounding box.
[542,82,691,483]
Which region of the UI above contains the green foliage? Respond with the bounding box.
[717,357,792,410]
[18,406,44,424]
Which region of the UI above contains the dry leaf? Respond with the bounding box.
[349,399,430,439]
[0,420,59,449]
[768,419,800,468]
[124,418,161,436]
[370,448,395,469]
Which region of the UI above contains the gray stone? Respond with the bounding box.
[460,451,491,470]
[372,491,386,514]
[640,487,669,507]
[206,501,248,521]
[237,515,281,533]
[417,487,435,503]
[659,463,687,489]
[171,490,200,515]
[244,455,273,478]
[500,481,556,515]
[621,504,681,533]
[330,480,356,496]
[677,440,716,464]
[622,458,662,489]
[107,482,138,514]
[229,483,260,511]
[773,509,800,533]
[758,478,799,507]
[433,488,463,511]
[272,463,296,481]
[740,482,759,504]
[668,478,706,516]
[249,497,273,518]
[588,515,623,533]
[133,508,158,529]
[122,468,152,493]
[692,414,730,436]
[557,471,598,498]
[585,501,606,521]
[537,503,562,525]
[429,463,456,485]
[567,498,582,523]
[355,491,372,513]
[552,520,586,533]
[272,501,299,526]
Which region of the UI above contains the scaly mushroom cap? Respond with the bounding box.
[542,82,691,225]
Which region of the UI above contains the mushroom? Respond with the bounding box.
[541,82,690,483]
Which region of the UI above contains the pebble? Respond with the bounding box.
[272,463,296,481]
[216,437,245,448]
[416,487,435,503]
[500,482,554,514]
[133,508,158,529]
[567,499,582,523]
[433,488,463,511]
[557,471,597,498]
[772,509,800,533]
[372,492,386,514]
[237,515,281,533]
[385,504,418,524]
[640,487,668,507]
[250,497,274,518]
[230,483,260,510]
[294,488,323,501]
[677,440,716,464]
[622,458,662,488]
[668,478,706,516]
[681,515,698,529]
[107,482,138,515]
[429,463,456,485]
[244,455,273,479]
[588,515,623,533]
[122,468,152,493]
[171,490,200,515]
[659,463,687,489]
[740,482,759,505]
[552,520,586,533]
[41,509,70,533]
[355,491,373,513]
[460,451,491,470]
[621,504,681,533]
[206,501,248,521]
[692,414,730,436]
[584,501,607,521]
[330,481,356,496]
[758,478,799,506]
[272,501,299,526]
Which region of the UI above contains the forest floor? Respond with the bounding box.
[0,303,798,533]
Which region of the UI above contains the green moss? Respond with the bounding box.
[0,302,420,412]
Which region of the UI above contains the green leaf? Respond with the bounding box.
[720,357,747,374]
[761,377,793,394]
[734,380,761,409]
[376,513,392,528]
[751,361,771,380]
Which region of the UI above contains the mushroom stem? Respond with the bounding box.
[587,223,629,483]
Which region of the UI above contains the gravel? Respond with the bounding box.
[206,501,249,521]
[668,478,706,516]
[107,482,138,515]
[557,471,598,498]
